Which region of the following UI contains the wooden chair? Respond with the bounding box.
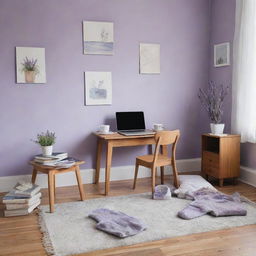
[133,130,180,197]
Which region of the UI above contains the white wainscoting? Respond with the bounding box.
[239,165,256,188]
[0,158,201,192]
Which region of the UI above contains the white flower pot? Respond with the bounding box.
[210,123,225,134]
[41,145,53,156]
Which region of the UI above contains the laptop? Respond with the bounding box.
[116,111,155,136]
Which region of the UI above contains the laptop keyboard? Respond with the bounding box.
[118,130,155,136]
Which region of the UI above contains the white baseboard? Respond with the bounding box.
[239,165,256,188]
[0,158,201,193]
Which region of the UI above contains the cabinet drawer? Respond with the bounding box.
[203,151,219,168]
[202,151,220,177]
[203,165,219,177]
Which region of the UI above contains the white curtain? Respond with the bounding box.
[232,0,256,143]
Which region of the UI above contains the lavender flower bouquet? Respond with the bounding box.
[198,81,229,134]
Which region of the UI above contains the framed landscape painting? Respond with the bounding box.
[83,21,114,55]
[84,71,112,105]
[16,47,46,84]
[214,42,230,67]
[139,43,160,74]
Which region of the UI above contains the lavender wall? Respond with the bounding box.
[208,0,236,133]
[0,0,211,177]
[209,0,256,169]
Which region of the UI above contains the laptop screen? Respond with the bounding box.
[116,112,146,131]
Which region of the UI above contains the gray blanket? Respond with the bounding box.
[178,188,247,219]
[88,208,147,238]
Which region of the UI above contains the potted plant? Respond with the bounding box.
[21,57,39,83]
[33,130,56,156]
[198,81,229,134]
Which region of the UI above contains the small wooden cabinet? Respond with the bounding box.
[201,134,240,186]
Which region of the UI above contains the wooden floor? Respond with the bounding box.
[1,175,256,256]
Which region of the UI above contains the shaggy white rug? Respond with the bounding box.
[39,193,256,256]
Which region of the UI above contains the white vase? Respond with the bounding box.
[41,145,53,156]
[210,123,225,134]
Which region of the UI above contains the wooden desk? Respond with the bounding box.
[29,160,86,213]
[94,132,159,195]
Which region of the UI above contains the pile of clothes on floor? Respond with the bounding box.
[155,175,247,219]
[88,175,247,238]
[177,187,247,219]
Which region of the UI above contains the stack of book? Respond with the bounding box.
[3,182,41,217]
[33,152,75,168]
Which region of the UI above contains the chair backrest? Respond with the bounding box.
[153,130,180,164]
[155,130,180,145]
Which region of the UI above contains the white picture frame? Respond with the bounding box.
[84,72,112,105]
[139,43,160,74]
[83,21,114,55]
[214,42,230,67]
[16,47,46,84]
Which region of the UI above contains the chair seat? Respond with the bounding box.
[136,154,172,167]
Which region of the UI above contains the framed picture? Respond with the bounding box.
[214,42,230,67]
[83,21,114,55]
[16,47,46,84]
[139,43,160,74]
[84,72,112,105]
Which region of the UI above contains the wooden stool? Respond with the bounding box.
[29,160,86,213]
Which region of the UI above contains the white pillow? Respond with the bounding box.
[174,175,217,199]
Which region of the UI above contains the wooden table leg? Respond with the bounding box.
[172,159,179,188]
[53,174,56,198]
[133,162,139,189]
[31,168,37,184]
[75,166,86,201]
[105,142,113,196]
[48,171,55,213]
[95,138,103,184]
[160,167,164,184]
[151,166,157,199]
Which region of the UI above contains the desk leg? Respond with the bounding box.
[160,167,164,184]
[48,171,55,213]
[105,142,113,196]
[95,138,103,184]
[172,159,179,188]
[31,168,37,184]
[151,166,157,199]
[160,145,168,184]
[75,166,86,201]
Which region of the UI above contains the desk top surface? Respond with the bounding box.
[93,132,155,140]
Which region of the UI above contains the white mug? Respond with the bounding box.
[153,123,164,131]
[99,125,110,134]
